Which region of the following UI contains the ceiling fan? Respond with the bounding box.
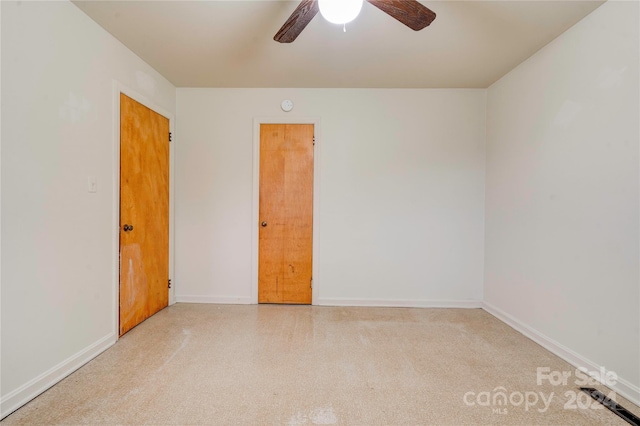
[274,0,436,43]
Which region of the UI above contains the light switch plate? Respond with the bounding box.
[88,176,97,193]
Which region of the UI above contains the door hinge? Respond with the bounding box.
[313,136,315,146]
[169,132,172,142]
[168,279,172,289]
[310,278,313,289]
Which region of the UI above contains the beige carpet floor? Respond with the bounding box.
[2,304,638,425]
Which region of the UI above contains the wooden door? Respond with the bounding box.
[258,124,314,304]
[119,93,169,336]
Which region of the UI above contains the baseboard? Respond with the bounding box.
[315,298,482,309]
[0,332,116,420]
[175,295,252,304]
[482,301,640,407]
[174,295,480,308]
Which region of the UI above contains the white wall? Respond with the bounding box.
[1,0,176,417]
[484,1,639,402]
[175,89,486,306]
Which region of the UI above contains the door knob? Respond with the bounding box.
[261,221,267,227]
[123,224,134,232]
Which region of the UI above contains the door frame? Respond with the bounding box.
[111,81,176,337]
[252,118,322,305]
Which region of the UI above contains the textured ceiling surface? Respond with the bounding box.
[72,0,605,88]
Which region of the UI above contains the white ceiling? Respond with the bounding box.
[72,0,605,88]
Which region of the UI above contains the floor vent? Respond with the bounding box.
[580,387,640,426]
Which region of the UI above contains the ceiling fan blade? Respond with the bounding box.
[274,0,319,43]
[366,0,436,31]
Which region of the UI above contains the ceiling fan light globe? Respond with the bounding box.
[318,0,364,25]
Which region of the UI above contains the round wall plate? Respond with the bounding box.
[281,100,294,112]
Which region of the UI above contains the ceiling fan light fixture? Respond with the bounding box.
[318,0,364,25]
